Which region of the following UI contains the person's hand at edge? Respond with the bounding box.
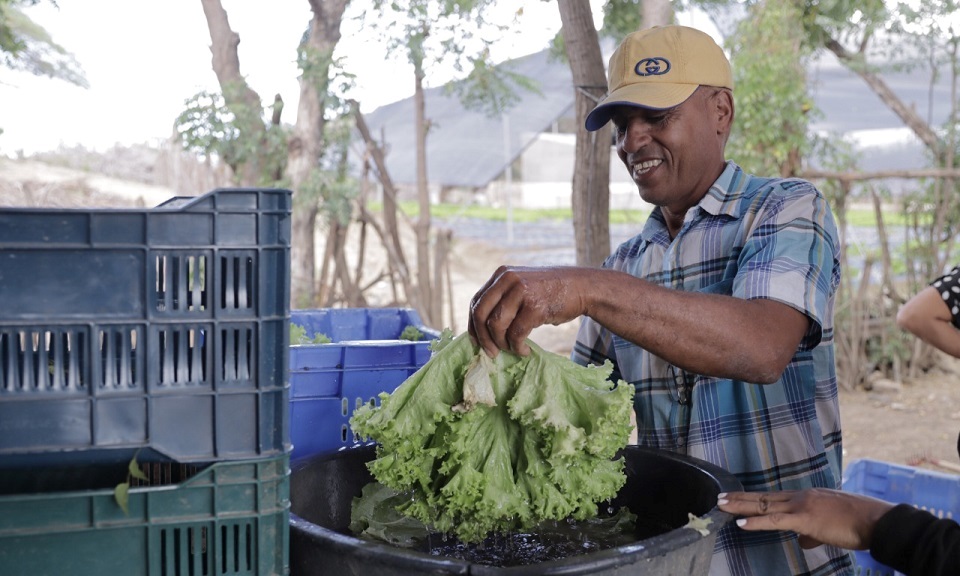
[717,489,893,550]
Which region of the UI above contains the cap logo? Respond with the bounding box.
[634,57,671,77]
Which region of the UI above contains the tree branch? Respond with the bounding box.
[823,37,943,159]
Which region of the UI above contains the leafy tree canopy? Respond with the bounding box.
[0,0,88,87]
[368,0,536,117]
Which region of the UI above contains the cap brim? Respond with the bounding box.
[584,83,698,131]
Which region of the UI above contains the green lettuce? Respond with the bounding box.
[349,332,634,543]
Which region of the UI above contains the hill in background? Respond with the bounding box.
[1,143,226,208]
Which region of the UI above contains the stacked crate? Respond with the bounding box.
[0,188,292,576]
[288,308,439,461]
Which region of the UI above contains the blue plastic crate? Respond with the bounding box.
[0,452,289,576]
[842,458,960,575]
[0,188,292,466]
[288,308,438,461]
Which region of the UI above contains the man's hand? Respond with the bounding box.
[717,489,894,551]
[468,266,587,357]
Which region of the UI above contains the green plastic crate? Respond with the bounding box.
[0,454,290,576]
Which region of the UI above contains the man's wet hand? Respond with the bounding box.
[468,266,585,357]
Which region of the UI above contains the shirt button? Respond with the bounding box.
[676,436,686,447]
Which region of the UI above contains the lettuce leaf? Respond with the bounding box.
[350,481,641,553]
[349,481,430,546]
[350,332,634,543]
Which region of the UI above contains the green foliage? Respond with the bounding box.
[297,39,357,120]
[175,91,241,160]
[726,1,816,176]
[799,0,889,52]
[290,323,331,345]
[297,42,334,90]
[892,0,960,70]
[399,325,424,341]
[222,82,288,186]
[601,0,644,42]
[865,324,913,372]
[447,51,542,118]
[0,0,87,87]
[1,0,39,56]
[899,175,960,275]
[296,115,358,227]
[174,87,288,188]
[175,16,359,193]
[365,0,532,116]
[113,452,148,515]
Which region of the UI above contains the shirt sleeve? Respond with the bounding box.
[733,180,841,350]
[871,503,960,576]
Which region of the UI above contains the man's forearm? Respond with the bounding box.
[582,268,809,382]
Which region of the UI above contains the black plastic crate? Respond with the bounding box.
[0,188,292,465]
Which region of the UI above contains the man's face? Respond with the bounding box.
[610,88,727,216]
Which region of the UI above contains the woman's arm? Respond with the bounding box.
[717,489,892,550]
[897,285,960,358]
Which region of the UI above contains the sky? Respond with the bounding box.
[0,0,606,156]
[0,1,723,157]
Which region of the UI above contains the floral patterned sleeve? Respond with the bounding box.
[930,265,960,328]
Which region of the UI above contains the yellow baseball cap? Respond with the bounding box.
[585,25,733,131]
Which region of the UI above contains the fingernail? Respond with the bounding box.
[717,498,728,505]
[717,493,727,499]
[736,518,747,527]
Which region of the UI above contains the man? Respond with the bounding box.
[469,25,852,575]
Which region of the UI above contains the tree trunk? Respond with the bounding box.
[353,102,422,314]
[199,0,266,186]
[287,0,350,307]
[824,38,943,161]
[642,0,674,28]
[557,0,611,267]
[414,60,436,325]
[352,102,411,295]
[199,0,350,308]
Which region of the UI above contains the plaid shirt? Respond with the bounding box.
[573,162,853,576]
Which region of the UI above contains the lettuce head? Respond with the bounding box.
[349,332,634,543]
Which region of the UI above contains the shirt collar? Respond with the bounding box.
[639,161,743,242]
[698,160,743,218]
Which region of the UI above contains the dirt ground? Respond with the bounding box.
[839,365,960,473]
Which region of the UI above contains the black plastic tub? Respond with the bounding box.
[289,444,741,575]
